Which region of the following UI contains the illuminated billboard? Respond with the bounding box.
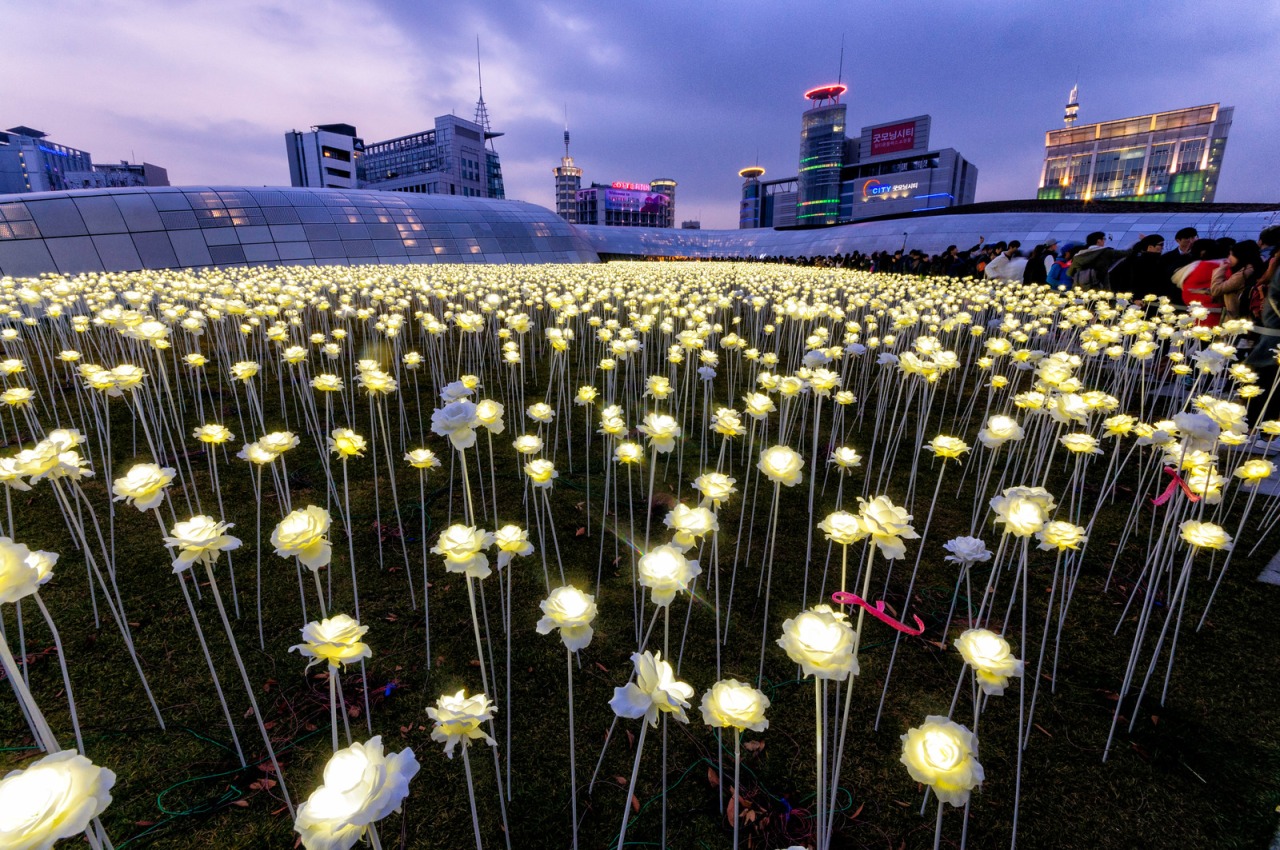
[860,178,920,201]
[870,120,918,156]
[590,188,669,214]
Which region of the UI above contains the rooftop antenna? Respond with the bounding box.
[1064,75,1080,127]
[836,33,845,85]
[563,104,571,158]
[474,36,495,149]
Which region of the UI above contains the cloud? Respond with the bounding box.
[4,0,1277,229]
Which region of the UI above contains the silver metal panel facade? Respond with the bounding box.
[578,209,1280,259]
[0,186,598,277]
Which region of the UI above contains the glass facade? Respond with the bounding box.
[1038,104,1232,203]
[797,104,846,225]
[0,186,597,277]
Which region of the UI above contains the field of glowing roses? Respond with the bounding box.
[0,261,1278,849]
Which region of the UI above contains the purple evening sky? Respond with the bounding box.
[6,0,1279,229]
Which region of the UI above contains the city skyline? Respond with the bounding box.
[5,0,1279,229]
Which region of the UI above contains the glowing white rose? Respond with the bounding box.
[293,737,419,850]
[978,414,1024,448]
[474,399,505,434]
[691,472,736,509]
[758,445,804,487]
[290,614,372,670]
[639,413,681,453]
[0,751,116,850]
[1036,521,1087,551]
[1179,520,1232,551]
[536,585,598,651]
[818,510,865,546]
[664,504,718,551]
[111,462,176,512]
[637,544,701,607]
[776,604,857,681]
[431,525,494,579]
[989,486,1055,537]
[328,428,366,459]
[0,537,39,604]
[954,629,1024,696]
[856,495,919,559]
[493,525,533,569]
[523,458,558,488]
[900,716,984,807]
[427,690,497,758]
[699,679,770,732]
[272,506,333,570]
[164,516,241,573]
[404,449,441,471]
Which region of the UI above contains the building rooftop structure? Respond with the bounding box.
[1,187,1275,276]
[1038,98,1232,204]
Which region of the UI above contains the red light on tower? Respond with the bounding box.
[804,83,848,106]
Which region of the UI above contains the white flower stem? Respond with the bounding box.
[732,730,742,850]
[32,592,84,754]
[461,743,485,850]
[815,678,826,850]
[202,561,294,818]
[616,721,649,850]
[329,663,339,753]
[0,629,58,751]
[176,572,245,766]
[934,798,945,850]
[567,649,579,850]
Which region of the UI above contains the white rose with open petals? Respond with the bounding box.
[430,400,479,450]
[293,736,419,850]
[0,751,116,850]
[272,506,333,570]
[112,463,176,512]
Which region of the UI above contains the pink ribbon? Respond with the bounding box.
[830,591,926,636]
[1151,466,1200,507]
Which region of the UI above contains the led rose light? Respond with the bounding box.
[636,544,701,607]
[0,751,116,850]
[758,445,803,486]
[293,737,419,850]
[954,629,1024,695]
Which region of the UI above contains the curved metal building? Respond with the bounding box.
[0,186,598,277]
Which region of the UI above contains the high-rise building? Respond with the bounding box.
[738,166,765,229]
[553,128,582,223]
[743,101,977,229]
[286,114,504,199]
[1037,100,1232,203]
[0,126,168,194]
[285,123,363,190]
[797,84,848,226]
[649,178,676,228]
[360,115,503,198]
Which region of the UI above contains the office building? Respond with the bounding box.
[741,90,977,229]
[797,85,848,225]
[0,126,168,194]
[575,181,674,228]
[738,166,765,229]
[286,114,505,199]
[285,124,363,190]
[1037,99,1232,203]
[553,128,582,223]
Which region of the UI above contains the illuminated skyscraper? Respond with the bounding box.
[1038,103,1232,203]
[796,84,847,226]
[738,166,765,229]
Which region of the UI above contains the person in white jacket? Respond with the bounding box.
[984,241,1027,281]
